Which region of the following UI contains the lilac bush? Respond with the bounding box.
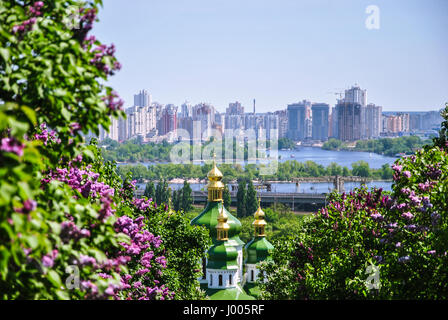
[260,105,448,299]
[0,0,209,300]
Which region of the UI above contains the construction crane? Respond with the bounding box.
[327,91,344,101]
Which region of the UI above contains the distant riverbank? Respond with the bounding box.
[115,149,397,184]
[322,136,430,157]
[117,146,398,169]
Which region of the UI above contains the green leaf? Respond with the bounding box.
[83,148,95,160]
[0,48,10,62]
[47,221,61,234]
[18,181,33,200]
[0,183,17,204]
[25,234,39,250]
[21,106,37,125]
[47,270,62,288]
[53,88,68,97]
[61,107,71,121]
[0,246,10,281]
[8,118,29,136]
[55,289,70,300]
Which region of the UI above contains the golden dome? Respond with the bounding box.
[253,198,267,237]
[253,219,267,227]
[254,205,265,219]
[207,152,223,181]
[207,164,223,181]
[216,202,230,240]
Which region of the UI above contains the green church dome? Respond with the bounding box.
[207,240,239,270]
[244,203,274,264]
[245,236,274,264]
[191,201,244,246]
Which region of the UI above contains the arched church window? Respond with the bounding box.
[219,274,223,286]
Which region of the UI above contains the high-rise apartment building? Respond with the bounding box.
[287,100,311,141]
[99,118,119,141]
[382,113,410,134]
[225,102,245,131]
[336,102,363,141]
[134,90,152,108]
[193,103,216,140]
[125,104,157,140]
[180,102,193,118]
[329,106,338,138]
[365,103,382,138]
[226,101,244,115]
[159,104,177,136]
[344,85,367,107]
[423,110,443,130]
[311,103,329,141]
[274,110,288,138]
[263,112,279,140]
[333,85,372,141]
[409,113,424,131]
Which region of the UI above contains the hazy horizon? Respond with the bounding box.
[94,0,448,113]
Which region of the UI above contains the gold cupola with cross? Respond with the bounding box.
[207,153,224,202]
[216,201,230,240]
[252,198,267,237]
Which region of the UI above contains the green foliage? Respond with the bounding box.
[155,180,169,206]
[259,140,448,299]
[0,0,209,300]
[0,0,124,164]
[140,203,210,300]
[236,180,246,218]
[223,185,231,210]
[322,138,344,150]
[101,139,173,162]
[380,163,394,180]
[433,104,448,149]
[0,0,126,299]
[172,189,181,212]
[181,181,193,213]
[245,180,258,218]
[102,137,268,163]
[277,137,296,150]
[116,159,396,182]
[351,160,371,177]
[237,203,305,245]
[144,181,155,199]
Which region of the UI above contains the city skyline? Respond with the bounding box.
[94,0,448,113]
[98,85,443,144]
[113,87,443,115]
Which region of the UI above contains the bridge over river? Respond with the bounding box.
[135,188,328,211]
[193,190,327,211]
[134,176,381,211]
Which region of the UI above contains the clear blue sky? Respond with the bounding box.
[93,0,448,112]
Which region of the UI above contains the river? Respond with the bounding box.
[126,147,398,193]
[277,147,397,169]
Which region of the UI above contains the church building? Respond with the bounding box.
[190,158,274,300]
